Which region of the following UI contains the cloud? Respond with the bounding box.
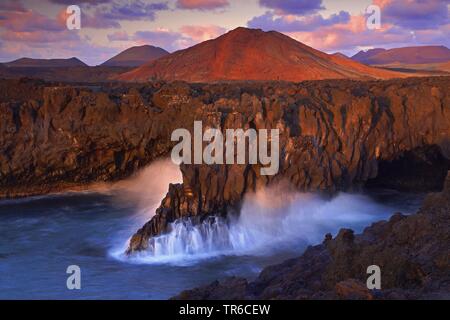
[107,31,130,41]
[0,9,64,32]
[374,0,450,30]
[49,0,110,4]
[248,11,350,32]
[0,7,82,56]
[94,1,168,21]
[259,0,324,15]
[1,30,79,44]
[176,0,230,11]
[179,25,226,41]
[287,26,409,53]
[0,0,27,12]
[284,13,450,54]
[130,25,226,51]
[53,0,170,29]
[132,29,192,52]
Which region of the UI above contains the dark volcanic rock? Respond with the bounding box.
[173,172,450,300]
[0,79,199,197]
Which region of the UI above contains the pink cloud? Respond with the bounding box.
[179,25,226,41]
[0,9,63,32]
[287,23,412,53]
[1,30,79,43]
[132,29,192,52]
[176,0,230,10]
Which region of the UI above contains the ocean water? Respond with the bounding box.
[0,160,424,299]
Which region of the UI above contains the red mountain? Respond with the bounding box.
[352,46,450,65]
[101,45,169,67]
[117,27,403,82]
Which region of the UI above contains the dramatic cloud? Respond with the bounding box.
[248,11,350,32]
[176,0,230,11]
[179,25,226,41]
[259,0,324,15]
[374,0,450,30]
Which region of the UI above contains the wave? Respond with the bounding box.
[113,182,396,266]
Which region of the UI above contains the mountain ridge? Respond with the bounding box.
[3,57,87,68]
[352,46,450,65]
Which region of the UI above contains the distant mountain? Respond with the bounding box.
[101,45,169,67]
[351,48,386,64]
[3,57,87,68]
[376,61,450,76]
[352,46,450,65]
[117,27,403,82]
[332,52,349,59]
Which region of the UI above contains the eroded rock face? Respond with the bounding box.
[173,172,450,300]
[127,76,450,253]
[0,79,199,197]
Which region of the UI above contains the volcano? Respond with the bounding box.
[101,45,169,67]
[117,27,403,82]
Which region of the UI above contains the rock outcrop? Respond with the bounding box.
[173,172,450,300]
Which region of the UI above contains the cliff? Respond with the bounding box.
[127,77,450,252]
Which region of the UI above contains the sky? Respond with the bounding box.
[0,0,448,65]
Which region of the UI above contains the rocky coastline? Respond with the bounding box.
[126,76,450,252]
[173,172,450,300]
[1,76,449,300]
